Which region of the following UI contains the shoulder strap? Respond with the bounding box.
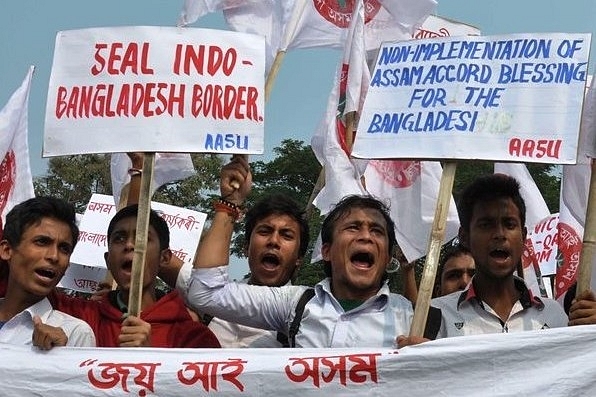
[285,288,315,348]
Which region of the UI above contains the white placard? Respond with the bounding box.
[353,33,591,164]
[60,194,206,293]
[44,26,265,156]
[523,213,559,276]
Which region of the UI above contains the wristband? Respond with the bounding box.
[213,198,244,221]
[128,168,142,177]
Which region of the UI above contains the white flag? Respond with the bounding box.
[555,76,594,299]
[110,153,195,207]
[222,0,435,71]
[177,0,250,26]
[286,0,435,50]
[494,163,550,228]
[364,160,459,262]
[311,0,368,217]
[0,66,35,227]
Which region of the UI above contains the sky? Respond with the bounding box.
[2,0,596,278]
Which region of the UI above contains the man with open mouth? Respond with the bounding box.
[204,192,310,348]
[52,205,221,348]
[183,155,414,348]
[0,197,95,349]
[430,173,568,338]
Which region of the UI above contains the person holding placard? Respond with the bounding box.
[0,197,95,348]
[182,156,415,348]
[52,204,221,348]
[431,174,568,338]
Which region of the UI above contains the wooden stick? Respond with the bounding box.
[409,161,457,337]
[265,50,286,102]
[305,167,325,219]
[127,152,155,317]
[576,159,596,295]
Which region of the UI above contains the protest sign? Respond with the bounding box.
[523,213,559,276]
[352,33,591,164]
[59,194,206,293]
[44,26,265,156]
[3,325,596,396]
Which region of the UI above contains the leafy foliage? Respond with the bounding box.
[34,154,112,213]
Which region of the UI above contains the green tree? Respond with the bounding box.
[34,154,112,213]
[34,153,224,213]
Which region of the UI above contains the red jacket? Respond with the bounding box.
[51,290,220,348]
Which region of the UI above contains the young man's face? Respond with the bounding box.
[247,214,302,286]
[0,217,74,299]
[460,198,526,281]
[439,253,475,296]
[104,216,169,293]
[322,207,390,301]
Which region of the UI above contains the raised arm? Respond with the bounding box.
[194,155,251,269]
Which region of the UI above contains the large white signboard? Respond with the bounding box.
[60,194,206,293]
[44,26,265,156]
[353,33,591,163]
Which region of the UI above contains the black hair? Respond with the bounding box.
[2,196,79,248]
[457,173,526,233]
[244,193,309,257]
[321,195,397,277]
[107,205,169,251]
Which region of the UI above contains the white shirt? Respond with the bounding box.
[186,266,413,348]
[0,298,96,347]
[208,278,286,348]
[431,277,568,338]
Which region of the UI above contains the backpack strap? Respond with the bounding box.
[286,288,316,348]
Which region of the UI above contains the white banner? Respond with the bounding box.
[3,325,596,396]
[60,194,206,293]
[353,33,591,164]
[44,26,265,156]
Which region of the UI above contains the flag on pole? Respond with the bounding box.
[311,0,368,217]
[364,160,460,262]
[0,66,36,228]
[284,0,435,51]
[180,0,436,72]
[110,153,195,207]
[555,75,594,299]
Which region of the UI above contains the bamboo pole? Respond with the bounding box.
[409,161,457,338]
[576,159,596,295]
[265,50,287,102]
[127,153,155,317]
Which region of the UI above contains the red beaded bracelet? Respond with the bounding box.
[213,198,244,221]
